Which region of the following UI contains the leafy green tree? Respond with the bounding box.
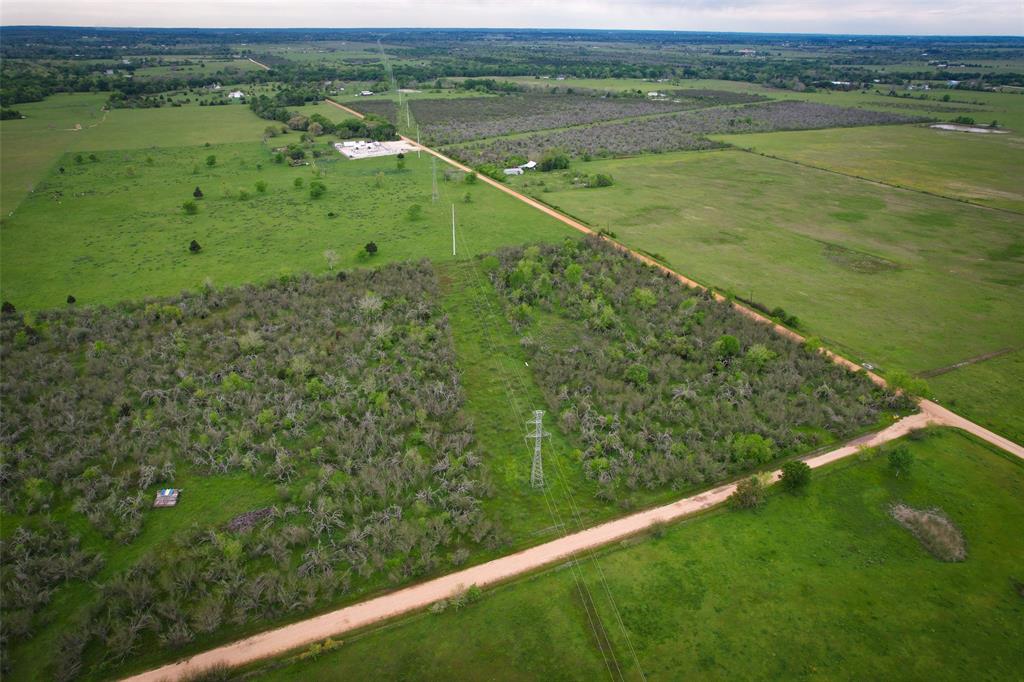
[625,363,649,386]
[193,186,203,199]
[189,239,201,253]
[888,444,913,478]
[732,433,775,464]
[713,334,741,358]
[309,181,326,199]
[539,149,570,172]
[631,287,657,309]
[464,171,478,185]
[781,461,811,492]
[205,155,216,167]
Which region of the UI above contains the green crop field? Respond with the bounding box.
[0,143,577,310]
[251,428,1024,681]
[505,149,1024,440]
[716,124,1024,212]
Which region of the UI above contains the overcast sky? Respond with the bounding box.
[1,0,1021,36]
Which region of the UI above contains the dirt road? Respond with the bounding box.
[248,58,271,71]
[124,410,956,682]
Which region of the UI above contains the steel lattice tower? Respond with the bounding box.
[526,410,549,489]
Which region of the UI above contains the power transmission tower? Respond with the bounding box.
[525,410,550,489]
[431,156,439,203]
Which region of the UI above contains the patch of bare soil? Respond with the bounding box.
[890,503,966,562]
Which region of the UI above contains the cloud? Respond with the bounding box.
[0,0,1020,35]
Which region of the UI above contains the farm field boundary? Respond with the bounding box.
[735,145,1024,217]
[126,407,988,682]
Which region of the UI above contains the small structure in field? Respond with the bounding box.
[519,160,537,170]
[503,167,524,176]
[227,90,245,99]
[153,488,180,508]
[359,90,374,96]
[334,139,418,159]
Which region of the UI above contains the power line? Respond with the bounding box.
[525,410,549,489]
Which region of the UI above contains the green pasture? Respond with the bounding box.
[131,58,263,79]
[0,141,576,310]
[928,350,1024,445]
[716,124,1024,212]
[252,428,1024,681]
[1,94,273,213]
[0,93,108,213]
[506,149,1024,440]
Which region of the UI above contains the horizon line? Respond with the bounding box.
[1,25,1022,39]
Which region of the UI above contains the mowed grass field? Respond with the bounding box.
[507,149,1024,439]
[0,93,109,212]
[1,142,577,310]
[717,124,1024,212]
[928,349,1024,445]
[1,94,274,214]
[252,428,1024,681]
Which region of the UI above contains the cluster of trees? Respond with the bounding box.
[0,261,498,678]
[452,99,927,166]
[250,91,397,141]
[410,93,694,146]
[487,238,910,498]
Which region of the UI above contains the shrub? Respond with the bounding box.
[365,242,378,255]
[780,460,811,492]
[463,171,478,185]
[66,295,76,305]
[205,155,216,167]
[309,181,326,199]
[293,177,304,188]
[192,186,203,199]
[407,204,423,221]
[1,301,15,315]
[591,173,614,187]
[630,287,657,309]
[730,475,767,509]
[189,239,202,253]
[182,200,198,215]
[255,180,267,193]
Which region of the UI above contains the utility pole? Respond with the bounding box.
[525,410,549,489]
[431,157,439,203]
[451,203,456,256]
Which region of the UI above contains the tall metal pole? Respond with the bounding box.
[431,156,439,203]
[451,203,456,256]
[526,410,549,489]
